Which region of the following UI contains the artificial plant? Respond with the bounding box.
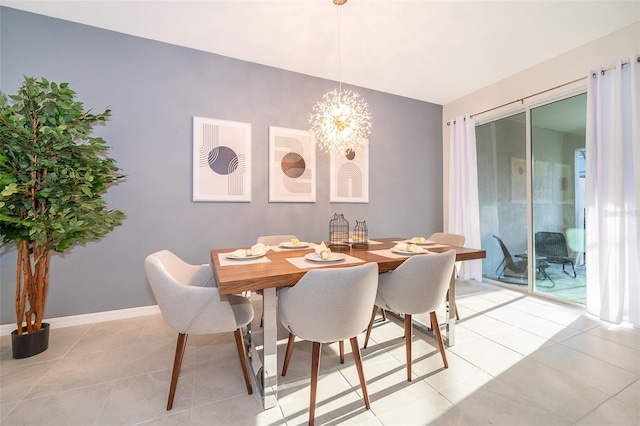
[0,76,125,334]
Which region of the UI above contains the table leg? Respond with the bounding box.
[248,288,278,409]
[261,287,278,408]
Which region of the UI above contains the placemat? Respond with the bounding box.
[286,254,365,269]
[218,252,272,266]
[368,248,442,259]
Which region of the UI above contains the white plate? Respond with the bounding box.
[226,252,268,260]
[304,252,346,262]
[279,242,310,249]
[403,239,436,245]
[392,247,428,255]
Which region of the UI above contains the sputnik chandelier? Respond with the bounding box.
[309,0,372,154]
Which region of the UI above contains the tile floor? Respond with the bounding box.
[485,262,587,304]
[1,279,639,425]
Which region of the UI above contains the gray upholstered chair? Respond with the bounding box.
[144,250,254,410]
[428,232,465,247]
[256,234,298,246]
[363,250,456,381]
[429,232,464,320]
[428,232,464,265]
[278,262,378,426]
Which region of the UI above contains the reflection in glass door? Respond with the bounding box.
[476,113,530,287]
[531,94,587,303]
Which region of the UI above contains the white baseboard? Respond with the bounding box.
[0,305,161,336]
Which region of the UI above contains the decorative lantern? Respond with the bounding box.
[352,220,369,249]
[328,213,350,251]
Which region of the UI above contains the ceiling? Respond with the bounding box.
[3,1,639,105]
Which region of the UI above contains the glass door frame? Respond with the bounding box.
[475,85,587,302]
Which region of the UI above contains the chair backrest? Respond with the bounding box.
[535,232,570,257]
[493,235,528,274]
[376,250,456,315]
[278,263,379,343]
[256,234,298,246]
[144,250,238,334]
[493,235,513,261]
[428,232,465,247]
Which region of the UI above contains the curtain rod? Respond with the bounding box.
[447,56,639,126]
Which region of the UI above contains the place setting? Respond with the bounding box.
[391,242,429,255]
[394,236,449,250]
[218,243,272,266]
[399,236,436,245]
[286,241,362,269]
[370,237,435,258]
[271,237,315,252]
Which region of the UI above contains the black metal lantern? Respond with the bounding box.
[328,213,350,251]
[352,220,369,249]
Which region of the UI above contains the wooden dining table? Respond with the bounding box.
[211,237,485,409]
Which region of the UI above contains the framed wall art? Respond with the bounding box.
[510,157,526,203]
[268,126,316,203]
[330,142,369,203]
[192,117,251,202]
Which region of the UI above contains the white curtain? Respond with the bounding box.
[448,114,482,280]
[585,55,640,327]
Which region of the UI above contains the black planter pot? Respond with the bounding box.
[11,323,50,359]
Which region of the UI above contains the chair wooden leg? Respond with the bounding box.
[350,337,371,410]
[309,342,322,426]
[430,312,448,368]
[363,305,377,349]
[405,314,412,381]
[167,333,188,410]
[234,328,253,395]
[281,332,296,376]
[339,340,345,364]
[381,309,387,321]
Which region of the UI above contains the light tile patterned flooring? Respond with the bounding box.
[1,279,639,425]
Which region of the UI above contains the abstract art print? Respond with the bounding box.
[192,117,251,202]
[330,142,369,203]
[268,127,316,202]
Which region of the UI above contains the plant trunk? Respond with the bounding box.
[15,239,50,335]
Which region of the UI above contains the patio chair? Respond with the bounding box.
[493,235,554,287]
[534,231,576,278]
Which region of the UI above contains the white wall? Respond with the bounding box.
[442,22,640,231]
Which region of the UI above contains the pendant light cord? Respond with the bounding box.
[336,3,343,95]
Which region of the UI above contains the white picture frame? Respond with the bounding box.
[330,142,369,203]
[268,126,316,203]
[192,117,251,202]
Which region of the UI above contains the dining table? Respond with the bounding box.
[211,237,485,409]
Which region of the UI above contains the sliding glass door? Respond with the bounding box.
[476,93,587,304]
[531,94,587,303]
[476,113,529,286]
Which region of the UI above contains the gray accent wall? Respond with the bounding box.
[0,7,443,323]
